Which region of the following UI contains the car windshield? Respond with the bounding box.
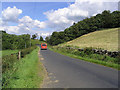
[42,44,46,46]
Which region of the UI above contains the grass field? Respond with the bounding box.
[1,50,19,56]
[59,28,119,51]
[6,47,45,88]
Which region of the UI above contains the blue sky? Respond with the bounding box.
[0,0,119,38]
[2,2,73,21]
[2,2,73,27]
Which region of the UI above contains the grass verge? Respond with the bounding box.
[49,46,119,70]
[5,47,44,88]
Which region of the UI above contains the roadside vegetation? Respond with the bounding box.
[49,46,119,70]
[1,39,44,57]
[2,46,36,88]
[2,30,46,88]
[2,46,44,88]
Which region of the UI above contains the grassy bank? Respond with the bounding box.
[49,46,119,70]
[4,47,44,88]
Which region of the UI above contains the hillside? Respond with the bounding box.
[47,10,120,46]
[59,28,119,51]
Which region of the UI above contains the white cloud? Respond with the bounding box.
[44,3,89,31]
[19,16,34,29]
[18,16,46,33]
[44,0,118,31]
[4,26,19,34]
[19,16,32,23]
[34,20,46,29]
[0,26,6,31]
[0,18,7,26]
[19,16,46,29]
[1,7,46,34]
[2,6,22,22]
[41,33,51,37]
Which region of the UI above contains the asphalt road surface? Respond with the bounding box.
[40,49,119,88]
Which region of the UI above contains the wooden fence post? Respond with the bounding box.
[18,51,21,60]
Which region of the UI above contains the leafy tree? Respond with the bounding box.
[2,32,30,50]
[31,34,37,39]
[40,36,44,41]
[45,36,50,42]
[101,10,113,28]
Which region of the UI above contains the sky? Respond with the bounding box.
[0,0,119,39]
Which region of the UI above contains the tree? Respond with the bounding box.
[47,10,120,46]
[45,36,49,42]
[31,34,37,39]
[40,36,43,41]
[101,10,113,28]
[2,32,30,50]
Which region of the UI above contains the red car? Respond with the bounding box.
[41,43,47,50]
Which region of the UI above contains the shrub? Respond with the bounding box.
[2,54,18,87]
[2,54,18,73]
[84,47,94,55]
[21,46,37,58]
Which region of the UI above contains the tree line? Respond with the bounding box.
[1,31,44,50]
[46,10,120,45]
[2,31,45,50]
[2,31,31,50]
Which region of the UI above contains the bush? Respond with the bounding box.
[2,54,18,87]
[21,46,37,58]
[2,54,18,73]
[84,47,94,55]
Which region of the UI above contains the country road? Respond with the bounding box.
[40,49,119,88]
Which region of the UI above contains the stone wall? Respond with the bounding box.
[57,46,119,58]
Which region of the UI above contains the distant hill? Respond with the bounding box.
[59,28,119,51]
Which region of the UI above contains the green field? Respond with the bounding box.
[59,28,119,51]
[1,50,19,56]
